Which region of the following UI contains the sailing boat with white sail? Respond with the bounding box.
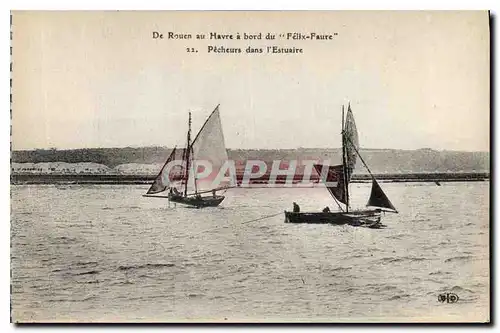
[143,104,230,208]
[284,103,398,228]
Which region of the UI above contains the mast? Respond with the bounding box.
[341,104,350,212]
[183,112,192,197]
[191,145,198,194]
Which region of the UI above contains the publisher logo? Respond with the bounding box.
[438,293,459,304]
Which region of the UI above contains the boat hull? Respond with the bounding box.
[169,194,225,208]
[284,209,383,228]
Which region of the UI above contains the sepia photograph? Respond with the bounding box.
[10,10,490,323]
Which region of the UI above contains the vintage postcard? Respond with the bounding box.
[10,10,490,323]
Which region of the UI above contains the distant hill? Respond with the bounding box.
[11,147,489,174]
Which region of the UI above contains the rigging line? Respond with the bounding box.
[184,211,281,238]
[331,194,345,212]
[183,185,236,197]
[184,112,192,197]
[191,145,198,194]
[316,164,344,212]
[191,104,220,147]
[343,134,376,181]
[241,212,283,224]
[344,134,398,214]
[319,170,344,212]
[341,105,350,212]
[146,146,177,193]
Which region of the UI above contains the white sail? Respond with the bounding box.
[186,106,229,193]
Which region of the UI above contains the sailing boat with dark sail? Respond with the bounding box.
[284,103,398,228]
[143,104,230,208]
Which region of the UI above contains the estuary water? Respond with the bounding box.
[10,182,489,322]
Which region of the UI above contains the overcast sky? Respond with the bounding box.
[12,11,489,151]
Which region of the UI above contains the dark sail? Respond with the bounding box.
[344,104,359,173]
[366,179,398,212]
[313,164,347,205]
[146,147,178,195]
[340,104,359,211]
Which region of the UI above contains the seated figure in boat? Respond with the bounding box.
[170,187,180,197]
[212,189,216,197]
[322,206,330,213]
[293,202,300,213]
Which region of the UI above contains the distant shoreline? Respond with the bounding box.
[10,172,490,185]
[11,148,489,172]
